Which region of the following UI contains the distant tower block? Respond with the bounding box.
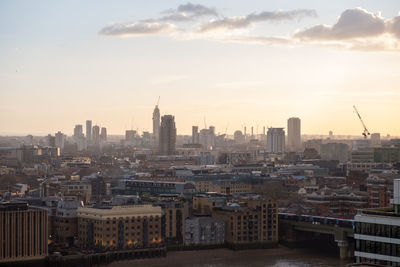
[287,117,301,152]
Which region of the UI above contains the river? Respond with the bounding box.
[107,246,352,267]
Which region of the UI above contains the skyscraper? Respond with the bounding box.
[86,120,92,142]
[74,124,83,138]
[159,115,176,155]
[152,105,160,152]
[55,131,66,151]
[266,128,285,153]
[92,125,100,145]
[192,126,199,144]
[100,127,107,141]
[287,117,301,152]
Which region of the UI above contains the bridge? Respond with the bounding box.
[278,213,354,259]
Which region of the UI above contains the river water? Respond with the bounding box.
[107,247,352,267]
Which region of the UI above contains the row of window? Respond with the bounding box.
[356,239,400,257]
[355,222,400,239]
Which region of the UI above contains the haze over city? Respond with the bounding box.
[1,0,400,136]
[2,1,400,267]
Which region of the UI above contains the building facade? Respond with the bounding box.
[159,115,176,155]
[185,217,225,245]
[266,128,285,154]
[77,205,162,250]
[354,179,400,266]
[287,117,301,152]
[0,202,48,263]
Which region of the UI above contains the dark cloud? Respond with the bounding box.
[197,9,317,33]
[99,22,175,36]
[295,8,385,40]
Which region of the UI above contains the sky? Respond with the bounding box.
[1,0,400,136]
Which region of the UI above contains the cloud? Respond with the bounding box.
[227,36,292,45]
[176,2,218,17]
[197,9,317,33]
[99,22,175,36]
[388,14,400,39]
[158,2,218,22]
[294,8,385,40]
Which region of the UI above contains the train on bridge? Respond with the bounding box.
[278,213,354,229]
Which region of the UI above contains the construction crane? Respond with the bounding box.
[353,105,370,138]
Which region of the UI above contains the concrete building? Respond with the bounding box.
[354,179,400,265]
[212,196,278,245]
[0,202,48,263]
[234,130,245,144]
[86,120,92,142]
[192,126,199,144]
[153,104,160,152]
[77,205,162,249]
[266,128,285,154]
[371,133,381,147]
[100,127,107,141]
[92,125,100,145]
[73,124,83,139]
[53,199,83,245]
[55,131,66,151]
[159,115,176,155]
[185,217,225,245]
[320,143,349,163]
[113,180,187,196]
[199,127,216,151]
[125,130,136,142]
[287,117,301,152]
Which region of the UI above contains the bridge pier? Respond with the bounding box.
[336,240,350,259]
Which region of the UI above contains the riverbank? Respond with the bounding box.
[107,246,353,267]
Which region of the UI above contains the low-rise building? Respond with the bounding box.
[185,217,225,245]
[77,204,162,250]
[0,202,48,263]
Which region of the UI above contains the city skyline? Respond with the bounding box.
[1,1,400,136]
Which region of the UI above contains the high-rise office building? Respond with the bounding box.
[153,105,160,151]
[55,131,65,151]
[74,124,83,138]
[159,115,176,155]
[192,126,199,144]
[86,120,92,142]
[100,127,107,141]
[0,202,48,262]
[287,117,301,152]
[266,128,285,153]
[92,125,100,145]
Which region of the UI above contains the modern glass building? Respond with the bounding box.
[354,179,400,266]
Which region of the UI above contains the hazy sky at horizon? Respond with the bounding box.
[1,0,400,136]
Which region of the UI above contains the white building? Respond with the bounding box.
[266,128,285,153]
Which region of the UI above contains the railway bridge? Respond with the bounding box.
[279,213,354,259]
